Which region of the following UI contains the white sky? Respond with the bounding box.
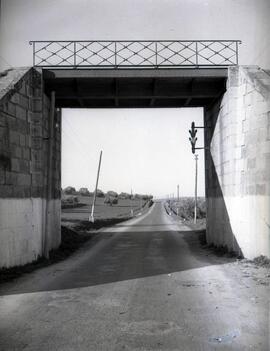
[0,0,269,197]
[62,108,204,197]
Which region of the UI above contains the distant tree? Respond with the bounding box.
[96,189,105,197]
[119,192,131,199]
[79,187,90,196]
[107,190,118,198]
[64,186,76,195]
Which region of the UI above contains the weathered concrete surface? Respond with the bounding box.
[0,203,268,350]
[205,66,270,259]
[0,199,60,267]
[0,68,61,268]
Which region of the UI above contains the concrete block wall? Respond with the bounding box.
[0,68,61,268]
[205,66,270,259]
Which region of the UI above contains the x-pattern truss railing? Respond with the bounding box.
[29,40,241,68]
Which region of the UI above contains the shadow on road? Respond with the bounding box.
[0,227,237,296]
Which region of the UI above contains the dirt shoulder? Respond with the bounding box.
[0,217,130,284]
[0,204,154,284]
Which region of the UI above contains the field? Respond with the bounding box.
[62,195,148,222]
[167,197,206,221]
[165,197,206,230]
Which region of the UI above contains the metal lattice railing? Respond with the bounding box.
[29,40,241,68]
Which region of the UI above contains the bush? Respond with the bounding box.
[96,189,105,197]
[170,197,206,220]
[104,195,118,205]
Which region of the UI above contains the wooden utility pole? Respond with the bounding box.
[90,150,103,223]
[130,188,133,217]
[177,184,179,202]
[194,154,198,224]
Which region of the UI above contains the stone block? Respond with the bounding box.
[31,186,44,198]
[31,136,43,150]
[241,145,246,158]
[9,130,20,145]
[30,124,42,137]
[0,170,5,184]
[17,173,31,186]
[11,158,20,172]
[247,158,256,169]
[14,146,22,158]
[31,172,43,186]
[0,126,7,139]
[19,94,29,110]
[29,111,42,125]
[30,160,43,172]
[19,81,27,95]
[228,67,240,87]
[31,149,43,163]
[256,101,270,114]
[247,185,255,195]
[13,186,31,198]
[19,159,30,173]
[33,88,42,98]
[26,85,34,97]
[242,120,248,133]
[15,105,27,120]
[5,171,17,185]
[22,148,30,160]
[4,101,16,116]
[5,114,17,130]
[256,184,266,195]
[17,120,28,134]
[25,136,31,148]
[0,185,13,197]
[243,92,253,106]
[32,98,42,112]
[10,92,20,105]
[245,82,254,94]
[0,112,6,127]
[19,135,25,146]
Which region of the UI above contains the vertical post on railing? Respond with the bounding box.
[236,41,239,66]
[195,41,198,67]
[74,42,76,68]
[114,41,117,68]
[155,42,158,68]
[33,42,36,66]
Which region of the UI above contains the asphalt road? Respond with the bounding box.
[0,202,268,350]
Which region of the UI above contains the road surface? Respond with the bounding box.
[0,202,268,350]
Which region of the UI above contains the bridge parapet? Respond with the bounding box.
[29,40,241,68]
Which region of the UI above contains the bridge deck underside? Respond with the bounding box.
[43,69,227,108]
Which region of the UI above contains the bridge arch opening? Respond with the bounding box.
[61,107,205,223]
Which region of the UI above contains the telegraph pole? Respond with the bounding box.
[194,154,198,224]
[177,184,179,202]
[130,188,133,217]
[90,150,103,223]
